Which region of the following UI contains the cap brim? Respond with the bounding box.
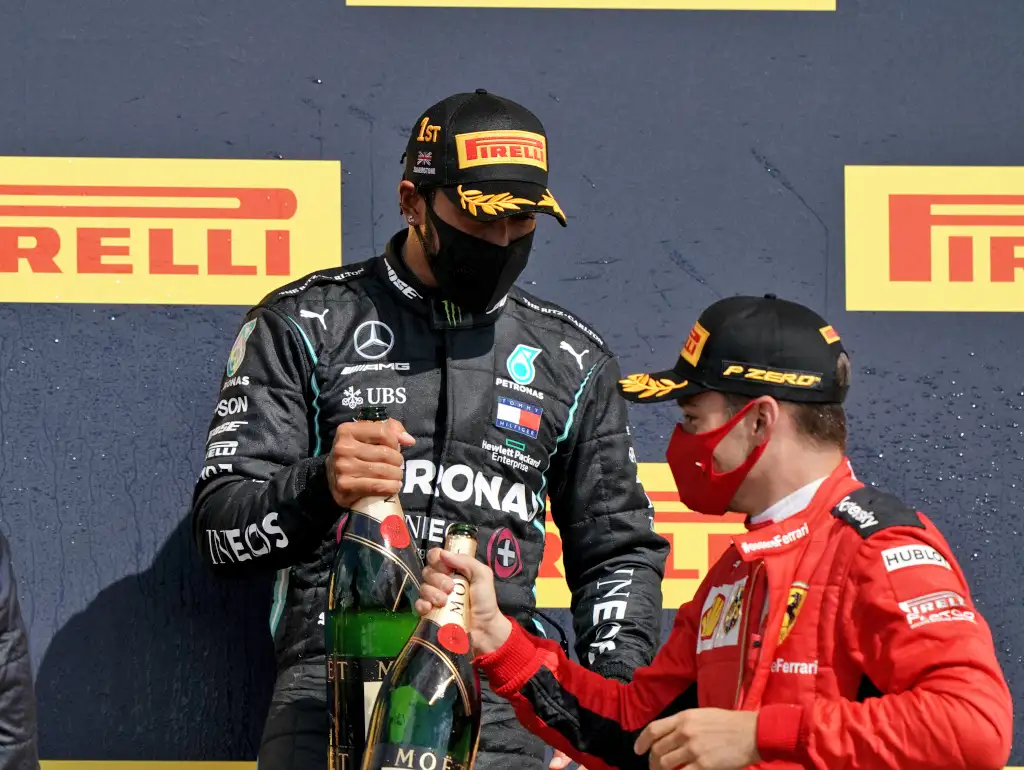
[617,369,707,404]
[440,181,567,227]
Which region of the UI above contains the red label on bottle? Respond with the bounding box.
[380,515,411,548]
[335,514,349,544]
[438,623,469,655]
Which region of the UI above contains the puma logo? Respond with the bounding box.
[300,308,330,330]
[559,340,589,370]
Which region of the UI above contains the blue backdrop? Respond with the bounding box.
[0,0,1021,761]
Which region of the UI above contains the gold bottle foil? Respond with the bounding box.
[349,493,404,524]
[426,533,477,630]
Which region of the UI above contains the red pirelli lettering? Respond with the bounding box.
[659,532,701,580]
[683,328,701,355]
[266,231,290,275]
[889,194,1024,282]
[208,230,256,275]
[0,227,61,272]
[463,136,546,164]
[991,236,1024,282]
[539,531,563,579]
[149,230,198,275]
[77,228,131,274]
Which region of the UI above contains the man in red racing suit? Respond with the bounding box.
[414,294,1014,770]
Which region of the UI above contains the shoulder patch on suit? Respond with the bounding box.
[262,263,371,303]
[511,291,606,348]
[831,486,925,538]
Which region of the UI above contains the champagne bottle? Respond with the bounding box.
[362,524,483,770]
[327,405,425,770]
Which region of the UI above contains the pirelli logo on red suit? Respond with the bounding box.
[846,166,1024,311]
[0,157,341,305]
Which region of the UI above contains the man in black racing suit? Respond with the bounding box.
[0,531,38,770]
[190,89,670,770]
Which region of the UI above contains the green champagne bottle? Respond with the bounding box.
[362,524,483,770]
[327,405,425,770]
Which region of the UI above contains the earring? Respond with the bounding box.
[407,215,415,224]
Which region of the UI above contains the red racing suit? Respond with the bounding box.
[476,459,1013,769]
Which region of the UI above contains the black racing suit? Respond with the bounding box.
[190,230,670,770]
[0,532,39,770]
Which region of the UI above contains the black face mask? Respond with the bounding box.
[420,200,535,315]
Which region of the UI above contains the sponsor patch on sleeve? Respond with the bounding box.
[830,486,925,538]
[898,590,976,630]
[696,578,747,654]
[226,318,258,377]
[881,543,951,572]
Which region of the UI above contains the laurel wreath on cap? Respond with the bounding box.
[618,373,689,399]
[457,186,535,216]
[538,189,565,220]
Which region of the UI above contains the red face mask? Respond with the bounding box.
[665,400,769,516]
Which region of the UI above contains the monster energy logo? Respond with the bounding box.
[442,301,463,326]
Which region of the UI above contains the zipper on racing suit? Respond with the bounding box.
[734,560,766,708]
[414,303,454,544]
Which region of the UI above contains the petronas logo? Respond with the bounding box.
[506,344,542,385]
[442,300,463,326]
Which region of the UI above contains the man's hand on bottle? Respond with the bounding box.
[327,417,416,508]
[416,548,512,656]
[419,551,586,769]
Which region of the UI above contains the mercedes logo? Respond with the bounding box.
[353,321,394,360]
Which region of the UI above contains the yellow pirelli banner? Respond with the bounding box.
[845,165,1024,312]
[0,156,341,306]
[536,463,747,610]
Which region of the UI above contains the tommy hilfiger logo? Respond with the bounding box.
[495,397,542,440]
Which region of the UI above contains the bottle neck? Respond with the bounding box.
[425,534,477,629]
[443,534,476,558]
[348,493,403,524]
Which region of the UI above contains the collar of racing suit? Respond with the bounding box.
[378,230,509,330]
[747,477,828,528]
[733,458,861,555]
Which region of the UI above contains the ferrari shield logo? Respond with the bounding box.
[226,319,258,377]
[778,582,809,645]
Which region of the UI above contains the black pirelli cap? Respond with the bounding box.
[618,294,850,405]
[402,88,566,226]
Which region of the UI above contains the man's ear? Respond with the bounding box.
[752,396,780,444]
[398,180,426,224]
